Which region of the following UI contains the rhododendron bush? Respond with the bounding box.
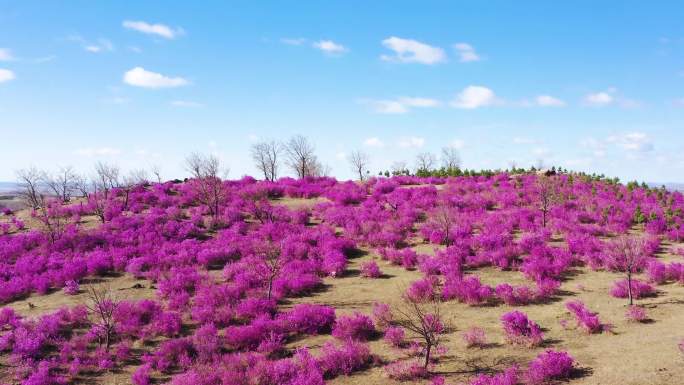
[2,170,683,384]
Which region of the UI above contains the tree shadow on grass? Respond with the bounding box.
[570,366,594,381]
[347,247,369,260]
[341,268,361,278]
[434,355,519,376]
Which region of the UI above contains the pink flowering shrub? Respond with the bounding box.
[469,365,519,385]
[384,359,429,380]
[495,283,536,306]
[609,279,655,299]
[406,277,437,302]
[500,311,544,347]
[280,304,336,335]
[360,260,382,278]
[462,327,488,348]
[63,280,79,295]
[384,326,405,347]
[525,349,575,384]
[442,275,493,305]
[565,300,604,333]
[132,364,152,385]
[625,305,648,322]
[332,312,375,341]
[371,302,392,330]
[317,340,373,378]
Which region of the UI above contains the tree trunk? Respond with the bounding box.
[627,272,633,306]
[424,343,431,369]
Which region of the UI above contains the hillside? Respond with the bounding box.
[0,173,683,385]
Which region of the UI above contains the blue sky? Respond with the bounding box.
[1,1,684,182]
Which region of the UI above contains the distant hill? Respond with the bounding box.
[0,182,18,193]
[648,182,684,192]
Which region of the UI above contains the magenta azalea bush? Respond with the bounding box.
[332,312,375,341]
[462,326,488,348]
[525,349,575,384]
[500,311,544,347]
[384,359,429,380]
[565,300,604,334]
[625,305,648,323]
[609,279,655,299]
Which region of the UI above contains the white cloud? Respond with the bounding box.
[0,48,15,61]
[584,91,614,106]
[281,38,306,46]
[398,136,425,148]
[361,97,440,114]
[608,132,654,153]
[513,137,538,145]
[453,43,480,62]
[313,40,347,54]
[532,147,552,157]
[381,37,446,64]
[581,138,607,157]
[535,95,566,107]
[0,69,15,83]
[85,39,114,53]
[123,20,182,39]
[123,67,189,88]
[170,100,204,108]
[364,99,408,114]
[34,55,56,63]
[74,147,121,157]
[68,35,114,53]
[451,86,496,109]
[335,152,347,160]
[449,139,465,149]
[398,97,440,108]
[363,137,385,148]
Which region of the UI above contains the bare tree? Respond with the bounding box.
[85,284,118,352]
[94,162,121,198]
[15,166,45,209]
[254,240,283,300]
[393,297,446,369]
[284,135,318,178]
[150,164,163,183]
[432,203,457,247]
[120,169,149,210]
[44,166,78,203]
[536,175,560,228]
[311,161,331,177]
[251,140,282,181]
[391,161,408,176]
[415,152,436,172]
[607,236,648,306]
[36,200,68,244]
[440,147,461,170]
[185,153,204,179]
[74,174,90,198]
[185,153,228,226]
[348,150,370,181]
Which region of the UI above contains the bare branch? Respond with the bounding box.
[251,140,282,181]
[348,150,370,181]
